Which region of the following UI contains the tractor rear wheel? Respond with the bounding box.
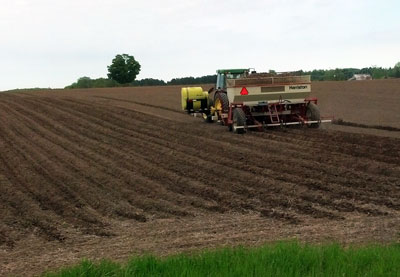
[306,102,321,128]
[233,108,246,134]
[214,92,229,124]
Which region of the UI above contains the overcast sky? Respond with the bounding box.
[0,0,399,90]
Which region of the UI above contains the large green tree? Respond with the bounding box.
[107,54,141,84]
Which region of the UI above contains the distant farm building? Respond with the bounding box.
[348,74,372,81]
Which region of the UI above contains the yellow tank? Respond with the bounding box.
[181,87,209,112]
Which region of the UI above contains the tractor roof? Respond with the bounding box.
[216,69,249,74]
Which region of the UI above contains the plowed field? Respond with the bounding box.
[1,80,400,276]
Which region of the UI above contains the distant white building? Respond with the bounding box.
[348,74,372,81]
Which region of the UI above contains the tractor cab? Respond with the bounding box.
[216,69,250,90]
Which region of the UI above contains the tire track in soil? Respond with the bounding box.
[85,95,400,163]
[40,97,400,213]
[7,97,260,216]
[65,97,400,178]
[0,102,158,221]
[29,97,354,220]
[3,95,330,220]
[0,109,114,240]
[0,124,68,242]
[254,129,400,164]
[0,100,204,220]
[91,95,184,114]
[0,96,231,217]
[57,96,400,174]
[51,96,398,213]
[21,96,400,217]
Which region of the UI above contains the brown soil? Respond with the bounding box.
[1,80,400,276]
[312,79,400,129]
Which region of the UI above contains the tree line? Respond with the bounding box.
[65,75,218,89]
[65,54,400,89]
[302,65,400,81]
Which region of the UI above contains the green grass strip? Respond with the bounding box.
[44,241,400,277]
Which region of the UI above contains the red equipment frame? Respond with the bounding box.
[224,97,320,130]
